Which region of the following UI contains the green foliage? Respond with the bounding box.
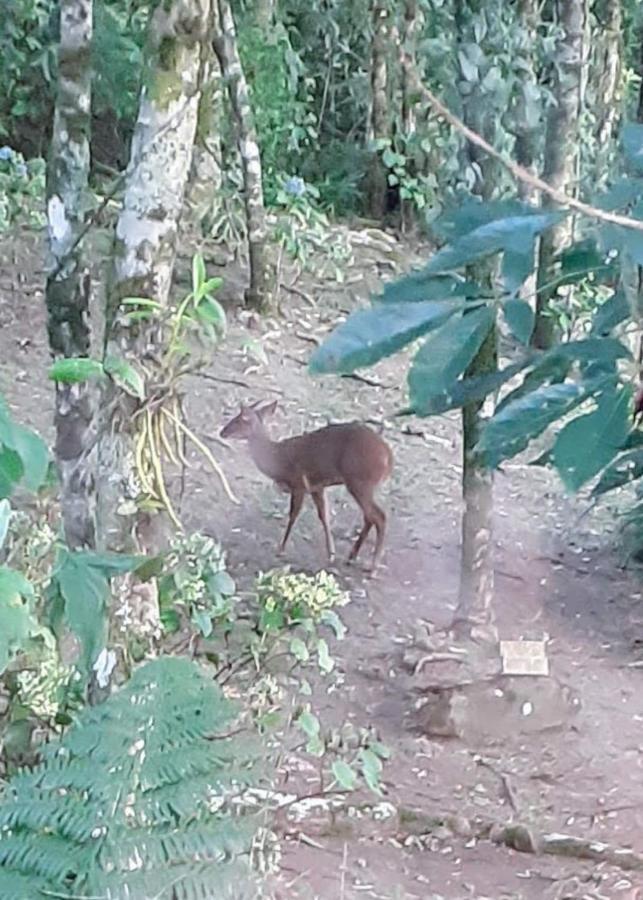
[0,146,46,232]
[0,395,49,499]
[47,549,146,679]
[272,175,353,281]
[256,567,349,635]
[310,300,464,375]
[0,657,266,899]
[0,0,56,147]
[0,564,51,677]
[92,0,147,125]
[239,23,317,198]
[160,533,236,637]
[408,305,495,414]
[312,184,640,498]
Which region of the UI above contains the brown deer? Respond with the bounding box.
[220,401,393,570]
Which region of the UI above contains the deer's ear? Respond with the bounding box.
[257,400,278,420]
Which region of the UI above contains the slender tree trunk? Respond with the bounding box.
[532,0,585,350]
[400,0,421,232]
[457,325,497,632]
[592,0,622,186]
[185,56,224,230]
[97,0,209,556]
[454,0,499,635]
[45,0,95,550]
[511,0,542,320]
[213,0,275,312]
[366,0,390,220]
[514,0,540,204]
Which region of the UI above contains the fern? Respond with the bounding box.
[0,657,267,898]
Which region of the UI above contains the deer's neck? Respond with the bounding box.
[248,429,288,482]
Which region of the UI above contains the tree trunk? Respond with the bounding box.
[532,0,585,350]
[213,0,275,312]
[185,56,224,230]
[97,0,209,556]
[456,323,497,632]
[513,0,540,204]
[454,0,499,636]
[592,0,622,187]
[366,0,390,220]
[45,0,95,550]
[400,0,421,232]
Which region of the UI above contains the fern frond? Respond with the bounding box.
[0,658,269,898]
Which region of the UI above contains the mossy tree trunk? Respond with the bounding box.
[97,0,210,558]
[213,0,275,312]
[531,0,585,350]
[366,0,390,221]
[45,0,95,550]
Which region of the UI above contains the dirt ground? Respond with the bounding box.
[1,225,643,899]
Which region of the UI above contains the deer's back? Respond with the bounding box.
[280,423,392,489]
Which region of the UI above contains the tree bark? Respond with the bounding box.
[185,55,224,230]
[213,0,275,312]
[454,0,499,635]
[456,323,497,632]
[97,0,209,556]
[532,0,585,350]
[366,0,390,220]
[45,0,95,550]
[513,0,540,204]
[592,0,622,187]
[400,0,422,232]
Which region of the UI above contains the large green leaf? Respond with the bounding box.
[104,356,146,400]
[622,123,643,175]
[591,290,630,336]
[432,199,533,242]
[595,176,643,212]
[592,448,643,497]
[51,550,146,677]
[0,566,37,675]
[422,212,566,277]
[503,298,534,344]
[378,271,481,305]
[555,238,613,289]
[552,387,632,492]
[408,305,495,413]
[600,199,643,267]
[408,360,529,416]
[477,382,591,469]
[309,300,464,374]
[502,241,536,296]
[7,423,49,491]
[0,447,23,499]
[49,357,105,385]
[0,397,49,494]
[57,552,110,675]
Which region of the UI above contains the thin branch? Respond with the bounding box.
[401,52,643,233]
